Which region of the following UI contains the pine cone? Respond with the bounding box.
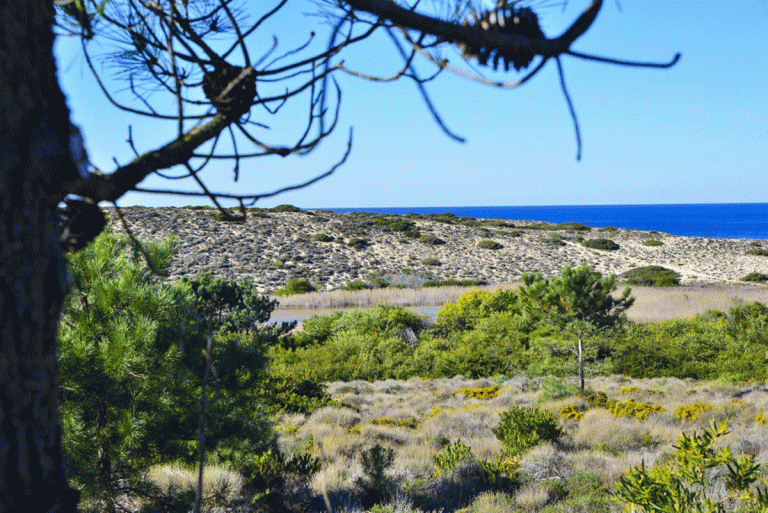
[202,64,256,119]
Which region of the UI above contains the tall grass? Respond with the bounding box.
[273,283,768,324]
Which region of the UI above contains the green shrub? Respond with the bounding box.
[420,257,441,266]
[312,233,334,242]
[492,406,562,457]
[599,226,618,232]
[419,234,445,245]
[274,278,317,296]
[608,399,665,420]
[674,401,714,423]
[745,248,768,256]
[642,239,663,247]
[341,279,371,291]
[583,391,608,408]
[347,237,369,250]
[526,222,590,231]
[477,239,503,250]
[356,444,396,509]
[581,238,619,251]
[540,234,566,246]
[615,423,768,513]
[741,272,768,283]
[273,204,301,212]
[559,404,586,421]
[433,439,473,477]
[452,386,501,400]
[622,266,681,287]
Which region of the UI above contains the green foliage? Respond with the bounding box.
[433,439,473,477]
[273,204,301,212]
[419,234,445,245]
[477,239,503,250]
[255,376,335,415]
[745,249,768,256]
[420,257,441,266]
[60,231,276,507]
[180,272,277,333]
[347,237,369,250]
[741,272,768,283]
[270,305,426,382]
[559,404,586,421]
[274,278,317,296]
[612,303,768,381]
[452,386,501,400]
[674,402,714,423]
[614,423,768,513]
[622,265,681,287]
[433,289,496,332]
[492,406,562,457]
[539,234,566,246]
[642,239,664,246]
[518,264,634,390]
[581,238,620,251]
[312,233,334,242]
[356,444,396,508]
[341,273,389,291]
[608,399,665,420]
[526,222,590,231]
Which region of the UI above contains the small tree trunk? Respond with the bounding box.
[578,336,585,392]
[0,1,83,510]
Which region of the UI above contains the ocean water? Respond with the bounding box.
[325,203,768,240]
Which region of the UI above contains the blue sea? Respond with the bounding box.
[324,204,768,240]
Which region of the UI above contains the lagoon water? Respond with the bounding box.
[326,203,768,240]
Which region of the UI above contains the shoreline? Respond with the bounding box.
[108,206,768,296]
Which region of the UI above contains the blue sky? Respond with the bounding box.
[55,1,767,209]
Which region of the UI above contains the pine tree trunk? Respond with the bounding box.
[0,1,81,510]
[578,336,585,392]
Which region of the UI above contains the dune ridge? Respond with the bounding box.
[108,206,768,294]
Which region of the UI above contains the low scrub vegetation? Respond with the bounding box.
[742,272,768,283]
[641,239,663,246]
[275,278,318,296]
[746,248,768,256]
[581,238,620,251]
[477,239,503,250]
[622,265,681,287]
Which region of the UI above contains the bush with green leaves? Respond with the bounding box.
[612,302,768,381]
[741,272,768,283]
[581,238,620,251]
[492,406,562,457]
[615,423,768,513]
[642,239,664,246]
[274,278,317,296]
[356,444,397,509]
[477,239,503,250]
[419,234,445,245]
[312,233,334,242]
[347,237,369,250]
[420,257,441,266]
[273,204,301,212]
[745,248,768,256]
[622,265,681,287]
[433,439,473,477]
[270,305,427,381]
[60,231,276,509]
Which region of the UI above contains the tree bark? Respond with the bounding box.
[0,1,81,511]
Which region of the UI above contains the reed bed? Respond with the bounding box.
[272,282,768,324]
